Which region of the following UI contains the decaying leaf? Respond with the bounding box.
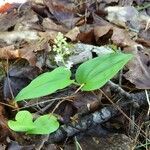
[77,29,95,44]
[3,65,40,100]
[136,29,150,47]
[105,6,140,30]
[44,0,78,28]
[0,45,19,59]
[124,45,150,89]
[94,25,113,45]
[93,25,136,47]
[65,27,80,41]
[0,39,48,66]
[111,27,136,47]
[0,12,20,31]
[0,104,11,142]
[42,18,68,33]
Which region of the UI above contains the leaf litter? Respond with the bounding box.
[0,0,149,149]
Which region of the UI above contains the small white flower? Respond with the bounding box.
[65,48,71,55]
[54,54,63,63]
[65,61,73,69]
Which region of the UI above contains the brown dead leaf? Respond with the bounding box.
[0,40,48,66]
[65,27,80,41]
[19,48,37,66]
[14,8,40,31]
[94,25,113,45]
[0,45,19,59]
[0,3,40,32]
[73,91,102,114]
[124,46,150,89]
[44,0,78,28]
[0,45,36,66]
[92,12,110,26]
[0,12,20,31]
[3,65,40,100]
[138,29,150,41]
[111,27,136,47]
[136,29,150,47]
[0,104,11,143]
[19,39,49,66]
[93,25,136,47]
[42,18,68,33]
[136,38,150,47]
[77,29,95,44]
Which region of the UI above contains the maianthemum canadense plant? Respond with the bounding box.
[8,52,133,135]
[8,34,133,135]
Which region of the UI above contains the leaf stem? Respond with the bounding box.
[73,82,81,86]
[74,83,85,94]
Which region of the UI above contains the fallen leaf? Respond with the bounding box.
[77,29,95,44]
[3,65,40,100]
[136,38,150,47]
[0,45,19,59]
[65,27,80,41]
[0,12,20,31]
[44,0,78,28]
[42,18,68,33]
[111,27,136,47]
[0,104,11,143]
[136,29,150,47]
[124,45,150,89]
[73,91,102,113]
[94,25,113,45]
[0,39,48,66]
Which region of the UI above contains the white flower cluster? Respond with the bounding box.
[53,32,73,69]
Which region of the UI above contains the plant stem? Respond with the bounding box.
[74,84,85,93]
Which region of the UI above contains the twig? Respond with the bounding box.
[145,90,150,117]
[46,81,148,143]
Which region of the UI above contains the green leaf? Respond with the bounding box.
[28,114,59,134]
[8,111,60,135]
[8,111,35,132]
[15,67,74,101]
[75,53,133,91]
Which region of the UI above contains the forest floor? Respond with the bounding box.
[0,0,150,150]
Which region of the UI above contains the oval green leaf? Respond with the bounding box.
[15,67,74,101]
[8,111,59,135]
[75,53,133,91]
[8,111,35,132]
[28,114,59,134]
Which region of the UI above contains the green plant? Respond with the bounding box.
[53,32,73,69]
[8,52,133,134]
[75,53,131,91]
[15,67,74,101]
[8,111,59,134]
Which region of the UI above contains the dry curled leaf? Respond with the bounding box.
[124,46,150,89]
[0,45,19,59]
[3,65,40,100]
[111,27,136,47]
[65,27,80,41]
[44,0,78,28]
[94,25,113,45]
